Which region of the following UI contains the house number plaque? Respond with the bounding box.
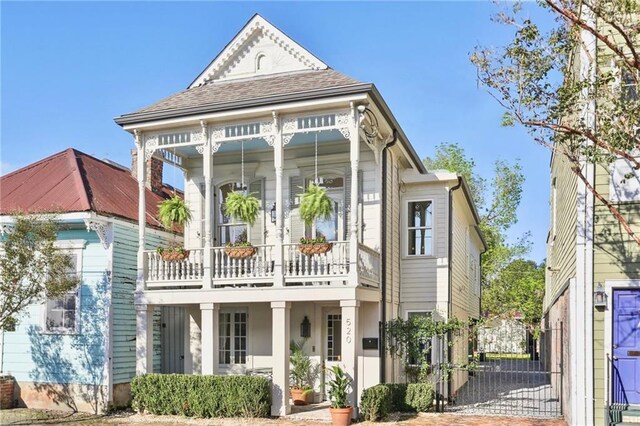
[346,318,352,344]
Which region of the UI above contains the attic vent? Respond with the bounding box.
[159,132,191,146]
[225,123,260,138]
[298,114,335,130]
[256,54,266,71]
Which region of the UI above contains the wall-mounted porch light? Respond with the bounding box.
[300,316,311,338]
[594,284,607,309]
[270,203,277,224]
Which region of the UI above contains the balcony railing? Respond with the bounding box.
[143,241,380,289]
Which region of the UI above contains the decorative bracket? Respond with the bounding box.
[144,135,159,161]
[84,219,112,250]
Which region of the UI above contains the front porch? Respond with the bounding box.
[135,300,381,417]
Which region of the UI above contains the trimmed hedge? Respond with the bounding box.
[131,374,270,418]
[360,382,434,421]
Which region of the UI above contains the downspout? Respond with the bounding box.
[380,129,398,384]
[447,176,463,402]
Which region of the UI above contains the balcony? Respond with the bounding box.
[143,242,380,290]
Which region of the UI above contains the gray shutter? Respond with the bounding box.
[289,176,305,242]
[344,170,363,241]
[212,185,219,246]
[249,179,264,244]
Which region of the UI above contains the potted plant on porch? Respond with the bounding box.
[156,195,193,261]
[290,339,313,405]
[223,190,260,259]
[298,183,334,255]
[327,365,352,425]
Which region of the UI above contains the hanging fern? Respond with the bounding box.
[224,191,261,226]
[299,183,333,226]
[157,195,193,230]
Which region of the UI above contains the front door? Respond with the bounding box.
[323,309,342,400]
[613,289,640,404]
[160,306,185,374]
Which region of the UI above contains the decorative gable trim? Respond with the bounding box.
[189,14,327,88]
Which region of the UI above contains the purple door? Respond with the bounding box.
[613,289,640,404]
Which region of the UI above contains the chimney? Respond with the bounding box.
[131,149,164,194]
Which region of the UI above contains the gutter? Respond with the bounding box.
[380,129,398,384]
[447,176,463,402]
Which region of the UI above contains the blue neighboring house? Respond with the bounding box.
[0,148,175,413]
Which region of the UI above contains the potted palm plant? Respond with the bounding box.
[157,195,192,261]
[290,340,313,405]
[298,183,333,255]
[223,190,260,259]
[327,365,352,426]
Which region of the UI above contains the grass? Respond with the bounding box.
[484,353,531,360]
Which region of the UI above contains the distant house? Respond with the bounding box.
[0,148,175,413]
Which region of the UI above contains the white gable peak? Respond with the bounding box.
[189,14,328,88]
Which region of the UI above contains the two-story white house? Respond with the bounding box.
[114,14,485,417]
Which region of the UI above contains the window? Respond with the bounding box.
[551,177,557,241]
[306,177,343,241]
[327,313,342,361]
[44,251,81,333]
[407,201,433,256]
[219,310,247,365]
[621,66,639,102]
[218,183,248,245]
[610,157,640,202]
[407,311,432,365]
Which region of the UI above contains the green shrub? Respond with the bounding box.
[131,374,270,418]
[406,382,435,413]
[387,383,412,412]
[360,385,392,421]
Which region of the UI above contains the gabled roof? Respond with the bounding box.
[189,14,328,87]
[0,148,174,229]
[115,69,363,125]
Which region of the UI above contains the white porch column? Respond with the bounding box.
[271,301,291,416]
[341,300,360,418]
[135,304,154,375]
[134,130,146,293]
[348,103,360,284]
[272,112,285,287]
[202,121,213,289]
[200,303,219,375]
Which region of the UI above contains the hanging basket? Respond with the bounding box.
[224,245,257,259]
[298,243,333,256]
[158,249,190,262]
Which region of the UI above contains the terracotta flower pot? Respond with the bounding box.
[298,242,333,255]
[224,246,257,259]
[290,388,308,406]
[159,249,190,261]
[329,406,352,426]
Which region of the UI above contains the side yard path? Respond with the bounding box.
[0,409,568,426]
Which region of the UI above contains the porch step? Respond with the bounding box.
[622,409,640,424]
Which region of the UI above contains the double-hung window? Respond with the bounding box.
[44,248,82,333]
[407,200,433,256]
[218,183,248,245]
[219,310,247,365]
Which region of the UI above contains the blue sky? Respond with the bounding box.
[1,1,552,262]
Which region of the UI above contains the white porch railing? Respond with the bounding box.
[357,243,381,288]
[145,249,204,285]
[144,241,381,289]
[283,241,350,283]
[211,244,274,284]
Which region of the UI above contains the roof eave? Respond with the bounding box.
[114,83,374,127]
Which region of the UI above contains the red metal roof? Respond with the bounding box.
[0,148,176,229]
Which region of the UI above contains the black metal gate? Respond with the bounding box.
[442,321,563,418]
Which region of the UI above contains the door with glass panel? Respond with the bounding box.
[323,309,342,399]
[306,177,344,241]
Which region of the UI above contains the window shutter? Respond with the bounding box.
[289,176,305,242]
[344,170,362,241]
[249,179,264,244]
[212,185,219,246]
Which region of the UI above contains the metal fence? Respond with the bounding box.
[439,322,563,418]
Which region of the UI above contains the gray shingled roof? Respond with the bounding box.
[115,69,364,124]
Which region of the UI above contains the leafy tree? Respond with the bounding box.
[482,259,546,328]
[0,214,79,330]
[424,143,530,283]
[471,0,640,244]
